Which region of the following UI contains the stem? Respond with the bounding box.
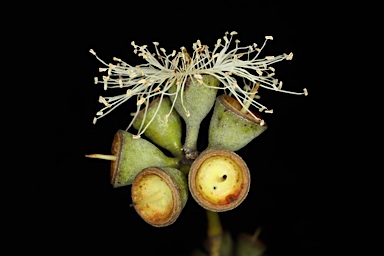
[183,122,200,159]
[240,82,260,113]
[85,154,116,161]
[178,155,194,175]
[206,210,223,256]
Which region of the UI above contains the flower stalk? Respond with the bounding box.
[206,210,223,256]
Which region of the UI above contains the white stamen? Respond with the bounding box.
[285,52,293,60]
[265,109,273,114]
[129,73,137,78]
[278,81,283,90]
[265,36,273,40]
[103,77,108,90]
[304,88,308,96]
[99,96,111,107]
[94,77,98,84]
[137,97,146,105]
[89,49,96,55]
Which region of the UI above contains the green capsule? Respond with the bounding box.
[208,95,267,151]
[111,130,180,187]
[86,130,179,188]
[168,74,219,159]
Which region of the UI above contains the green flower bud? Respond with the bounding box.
[133,96,183,158]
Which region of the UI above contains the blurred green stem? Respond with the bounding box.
[251,227,262,242]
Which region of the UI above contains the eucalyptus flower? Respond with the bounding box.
[90,31,307,138]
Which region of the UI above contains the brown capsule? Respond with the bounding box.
[188,148,250,212]
[131,167,188,227]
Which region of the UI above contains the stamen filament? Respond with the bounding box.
[85,154,116,161]
[241,82,260,113]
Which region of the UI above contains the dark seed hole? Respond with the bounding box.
[222,175,227,180]
[213,186,216,190]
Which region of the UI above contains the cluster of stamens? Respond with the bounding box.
[90,31,307,137]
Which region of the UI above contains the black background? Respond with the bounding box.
[39,2,334,255]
